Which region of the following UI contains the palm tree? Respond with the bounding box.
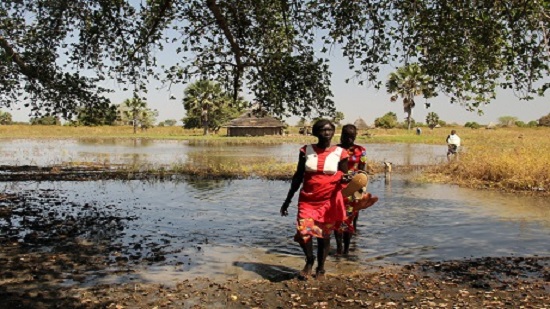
[426,112,440,130]
[121,98,148,133]
[386,63,435,130]
[183,80,232,135]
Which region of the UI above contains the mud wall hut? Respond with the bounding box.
[224,111,285,136]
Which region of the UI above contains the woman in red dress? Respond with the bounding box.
[335,124,377,255]
[280,119,349,280]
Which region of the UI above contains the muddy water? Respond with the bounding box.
[0,138,445,166]
[2,175,548,286]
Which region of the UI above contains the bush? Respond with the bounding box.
[374,112,398,129]
[538,113,550,127]
[465,121,480,129]
[528,120,539,127]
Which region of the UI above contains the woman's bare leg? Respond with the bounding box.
[316,237,330,280]
[298,238,315,280]
[334,230,343,255]
[343,231,352,255]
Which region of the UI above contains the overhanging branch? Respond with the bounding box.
[0,36,39,79]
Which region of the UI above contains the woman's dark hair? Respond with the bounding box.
[312,119,335,137]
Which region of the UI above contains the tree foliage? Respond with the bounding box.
[158,119,177,127]
[498,116,518,127]
[182,80,245,134]
[76,105,118,126]
[387,63,435,130]
[118,98,157,133]
[0,110,12,125]
[331,111,345,126]
[374,112,398,129]
[464,121,481,129]
[426,112,440,130]
[30,115,60,125]
[1,0,548,118]
[539,113,550,127]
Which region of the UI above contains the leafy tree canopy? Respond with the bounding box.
[118,98,157,133]
[1,0,548,119]
[182,79,246,134]
[75,104,118,126]
[30,115,60,125]
[498,116,519,127]
[331,111,345,126]
[387,63,435,130]
[0,110,12,125]
[374,112,398,129]
[426,112,440,129]
[539,113,550,127]
[159,119,177,127]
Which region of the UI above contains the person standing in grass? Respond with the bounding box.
[446,130,461,161]
[280,119,348,280]
[334,124,378,255]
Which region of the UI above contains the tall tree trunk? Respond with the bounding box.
[201,108,209,135]
[203,120,209,135]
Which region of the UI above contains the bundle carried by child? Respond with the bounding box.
[341,171,378,211]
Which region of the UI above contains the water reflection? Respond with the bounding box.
[0,138,445,167]
[1,176,548,284]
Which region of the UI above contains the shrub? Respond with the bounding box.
[465,121,480,129]
[528,120,539,127]
[374,112,398,129]
[538,113,550,127]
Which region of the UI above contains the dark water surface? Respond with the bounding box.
[2,175,548,285]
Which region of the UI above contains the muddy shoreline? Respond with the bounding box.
[1,166,549,308]
[1,255,548,308]
[2,187,549,308]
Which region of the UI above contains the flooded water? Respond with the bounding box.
[0,138,446,167]
[1,138,546,285]
[2,175,548,285]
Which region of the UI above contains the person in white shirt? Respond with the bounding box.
[446,130,461,161]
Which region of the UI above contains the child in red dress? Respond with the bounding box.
[335,124,378,255]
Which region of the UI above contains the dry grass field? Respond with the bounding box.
[423,127,550,194]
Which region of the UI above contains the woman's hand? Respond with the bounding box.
[280,201,290,216]
[341,173,352,184]
[353,193,379,211]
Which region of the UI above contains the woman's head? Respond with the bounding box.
[340,124,357,147]
[312,119,335,140]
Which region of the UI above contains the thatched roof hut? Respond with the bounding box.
[224,110,285,136]
[353,118,369,130]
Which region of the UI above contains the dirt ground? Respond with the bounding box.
[0,254,548,309]
[1,182,549,308]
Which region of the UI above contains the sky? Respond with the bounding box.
[8,57,547,126]
[5,36,549,126]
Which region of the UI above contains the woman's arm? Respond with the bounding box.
[339,158,349,174]
[280,152,306,216]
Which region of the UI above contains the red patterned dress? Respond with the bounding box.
[337,144,367,234]
[295,144,349,244]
